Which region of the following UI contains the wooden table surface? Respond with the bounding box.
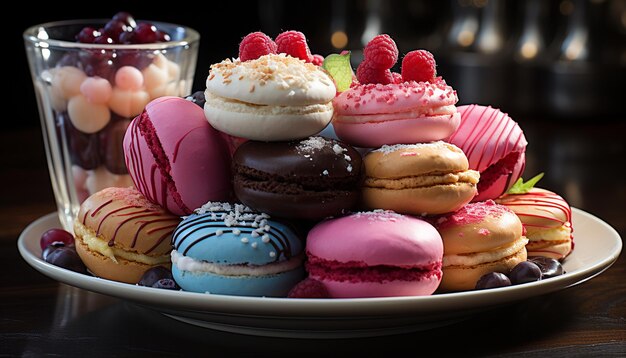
[1,119,624,357]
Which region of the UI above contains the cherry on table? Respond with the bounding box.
[40,228,74,250]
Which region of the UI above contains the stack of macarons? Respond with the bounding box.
[68,30,574,299]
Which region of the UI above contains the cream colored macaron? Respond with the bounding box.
[204,54,336,141]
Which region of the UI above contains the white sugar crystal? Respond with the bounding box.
[373,141,451,155]
[333,144,347,155]
[296,136,331,155]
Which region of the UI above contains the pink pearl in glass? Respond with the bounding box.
[52,66,87,99]
[114,66,144,91]
[80,77,112,104]
[109,88,150,117]
[142,64,168,90]
[85,166,134,195]
[67,95,111,133]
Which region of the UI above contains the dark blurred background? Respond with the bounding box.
[11,0,626,131]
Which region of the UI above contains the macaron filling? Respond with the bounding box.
[476,150,525,195]
[442,237,529,267]
[306,255,442,283]
[171,250,304,276]
[130,110,189,213]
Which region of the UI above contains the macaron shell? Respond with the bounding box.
[447,104,527,201]
[233,137,360,178]
[173,213,303,266]
[439,244,527,292]
[204,97,333,141]
[496,188,572,230]
[75,238,168,284]
[76,187,180,255]
[333,80,457,116]
[313,275,441,298]
[333,112,460,148]
[173,264,304,296]
[527,240,573,260]
[362,183,477,216]
[306,212,443,267]
[436,201,524,255]
[364,141,469,178]
[124,96,231,215]
[206,54,336,106]
[234,183,359,221]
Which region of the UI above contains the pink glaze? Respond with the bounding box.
[306,211,443,297]
[332,79,460,147]
[435,200,511,230]
[447,105,527,202]
[123,96,231,216]
[333,113,460,148]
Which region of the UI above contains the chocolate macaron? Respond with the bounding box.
[233,136,362,220]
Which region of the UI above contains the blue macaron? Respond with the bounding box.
[171,202,304,296]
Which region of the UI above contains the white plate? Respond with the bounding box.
[18,208,622,339]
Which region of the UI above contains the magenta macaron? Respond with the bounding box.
[305,210,443,298]
[446,104,528,202]
[123,96,232,215]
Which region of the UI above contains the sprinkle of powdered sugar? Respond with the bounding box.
[296,136,331,155]
[373,141,451,155]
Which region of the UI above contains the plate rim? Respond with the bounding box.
[18,208,622,318]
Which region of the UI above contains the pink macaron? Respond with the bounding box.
[332,79,460,148]
[123,96,232,215]
[447,105,528,202]
[306,210,443,298]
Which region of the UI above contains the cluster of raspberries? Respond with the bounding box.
[239,31,324,66]
[356,34,437,85]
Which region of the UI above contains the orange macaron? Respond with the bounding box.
[434,200,528,292]
[362,141,480,215]
[73,187,181,283]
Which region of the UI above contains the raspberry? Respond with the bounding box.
[276,30,312,62]
[239,32,277,62]
[391,72,403,84]
[311,54,324,66]
[356,61,393,85]
[401,50,437,83]
[287,278,330,298]
[363,34,398,69]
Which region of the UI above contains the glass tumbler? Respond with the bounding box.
[24,20,200,231]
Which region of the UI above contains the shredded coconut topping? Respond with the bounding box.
[208,53,330,90]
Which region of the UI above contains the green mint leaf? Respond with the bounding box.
[322,52,353,92]
[507,172,545,194]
